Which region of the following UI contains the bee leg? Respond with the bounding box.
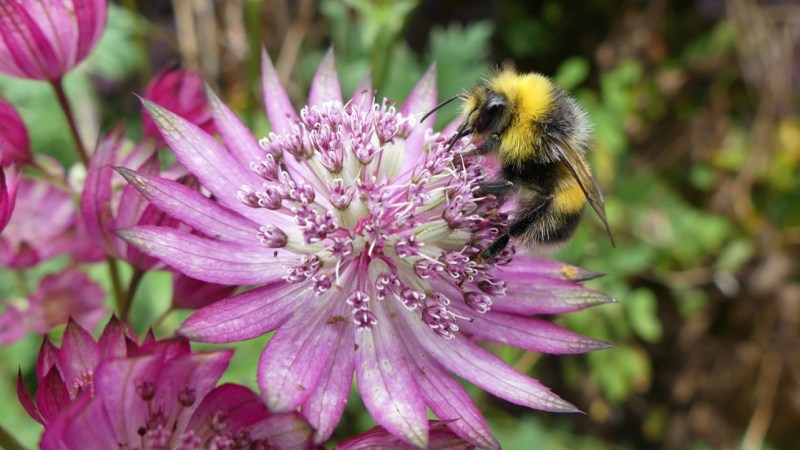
[477,177,514,200]
[478,195,551,261]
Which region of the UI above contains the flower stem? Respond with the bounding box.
[50,77,90,167]
[0,424,26,450]
[107,257,126,317]
[121,268,145,320]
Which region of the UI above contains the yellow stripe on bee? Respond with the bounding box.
[553,180,587,215]
[490,71,553,165]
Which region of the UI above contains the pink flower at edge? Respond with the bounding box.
[336,421,475,450]
[0,269,106,344]
[17,318,315,449]
[0,0,108,81]
[1,175,103,268]
[0,163,21,232]
[0,98,32,167]
[142,65,215,146]
[119,48,615,448]
[81,129,235,310]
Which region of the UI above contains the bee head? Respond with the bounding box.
[470,90,510,136]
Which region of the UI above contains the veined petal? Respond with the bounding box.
[501,256,603,281]
[400,311,578,413]
[36,368,70,424]
[260,48,299,133]
[81,129,124,255]
[179,281,305,343]
[400,64,437,174]
[352,73,374,109]
[57,319,100,392]
[118,226,292,285]
[0,1,60,79]
[335,422,473,450]
[494,276,616,315]
[308,48,342,106]
[41,395,117,450]
[301,317,355,444]
[205,84,266,167]
[355,303,428,448]
[399,336,499,449]
[258,296,347,412]
[115,167,259,244]
[17,369,43,424]
[139,98,274,226]
[248,411,315,449]
[460,311,612,354]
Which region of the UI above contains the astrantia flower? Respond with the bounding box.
[0,269,106,344]
[0,163,21,232]
[18,318,314,449]
[142,65,215,145]
[1,176,103,268]
[0,98,31,166]
[119,49,614,448]
[0,0,107,80]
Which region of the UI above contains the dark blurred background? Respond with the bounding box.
[2,0,799,448]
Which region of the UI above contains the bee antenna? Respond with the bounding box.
[420,94,464,124]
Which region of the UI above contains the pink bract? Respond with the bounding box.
[0,98,31,166]
[142,65,215,145]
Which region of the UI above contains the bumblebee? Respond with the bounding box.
[428,68,614,260]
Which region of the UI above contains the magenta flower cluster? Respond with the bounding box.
[1,1,614,448]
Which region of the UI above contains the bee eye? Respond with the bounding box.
[475,100,504,132]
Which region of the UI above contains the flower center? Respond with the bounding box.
[237,99,512,337]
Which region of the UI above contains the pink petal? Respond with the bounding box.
[0,2,61,79]
[41,395,117,450]
[399,340,499,449]
[81,129,124,256]
[400,311,578,413]
[355,303,428,448]
[460,311,612,354]
[400,64,437,175]
[494,276,615,315]
[26,269,107,335]
[247,411,315,449]
[205,84,266,168]
[301,318,356,444]
[0,98,31,166]
[0,164,21,232]
[308,48,342,106]
[171,273,236,310]
[35,367,71,424]
[336,422,473,450]
[179,280,305,343]
[351,73,374,108]
[117,226,292,285]
[258,297,347,412]
[17,369,43,424]
[115,167,259,244]
[97,316,136,360]
[502,256,603,281]
[260,48,299,134]
[139,98,277,226]
[56,319,100,393]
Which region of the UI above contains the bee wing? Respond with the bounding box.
[555,142,616,246]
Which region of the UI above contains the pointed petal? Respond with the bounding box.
[355,303,428,448]
[188,384,267,433]
[57,320,100,392]
[17,369,43,424]
[261,48,299,133]
[115,167,258,244]
[248,411,315,449]
[179,281,304,343]
[501,257,603,281]
[400,64,437,174]
[81,129,124,256]
[36,337,59,380]
[493,276,616,315]
[309,48,342,106]
[97,316,136,360]
[301,318,355,444]
[398,341,499,449]
[41,395,117,450]
[460,312,612,354]
[205,84,266,167]
[258,297,346,411]
[171,273,236,310]
[399,311,578,413]
[336,422,473,450]
[352,72,374,108]
[35,367,71,424]
[118,226,291,285]
[139,98,273,225]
